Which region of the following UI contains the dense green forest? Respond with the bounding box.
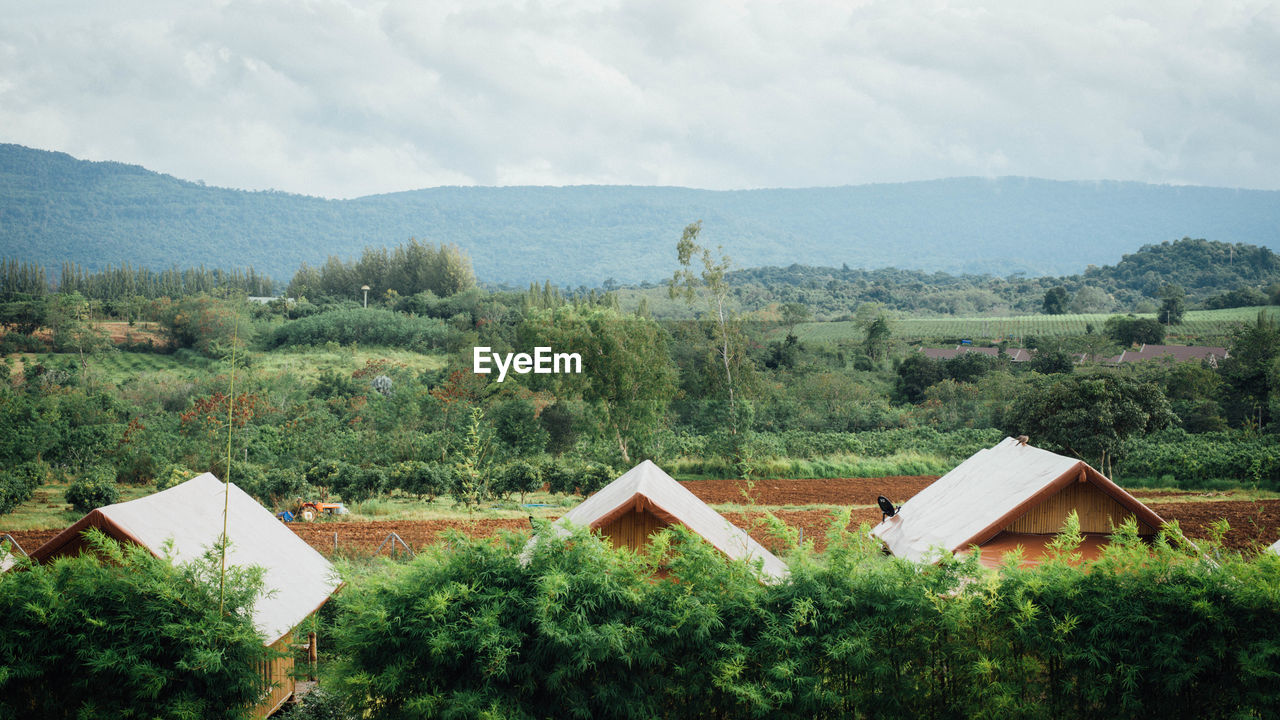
[2,234,1280,527]
[5,143,1280,285]
[615,237,1280,320]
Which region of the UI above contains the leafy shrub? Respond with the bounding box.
[0,461,47,515]
[269,308,461,353]
[0,530,271,719]
[114,448,158,485]
[539,457,577,495]
[577,462,616,496]
[251,467,306,509]
[493,461,542,503]
[539,401,578,455]
[490,397,549,456]
[65,466,120,513]
[305,459,348,494]
[530,458,614,497]
[277,686,353,720]
[154,464,196,491]
[311,368,363,399]
[330,465,387,505]
[389,461,448,502]
[1120,428,1280,487]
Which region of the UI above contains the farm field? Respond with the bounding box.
[794,305,1280,343]
[11,346,449,382]
[7,475,1278,560]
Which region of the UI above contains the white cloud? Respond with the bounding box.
[0,0,1277,197]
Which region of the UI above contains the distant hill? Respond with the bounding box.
[3,143,1280,286]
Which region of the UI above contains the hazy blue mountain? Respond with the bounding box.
[3,143,1279,286]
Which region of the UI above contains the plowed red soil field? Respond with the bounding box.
[678,475,937,506]
[6,478,1278,558]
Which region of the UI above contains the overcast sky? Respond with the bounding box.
[3,1,1278,198]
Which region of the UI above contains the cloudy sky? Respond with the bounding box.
[3,0,1278,198]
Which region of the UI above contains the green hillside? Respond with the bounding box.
[4,143,1280,286]
[795,306,1280,344]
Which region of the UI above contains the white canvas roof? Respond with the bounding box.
[543,460,789,582]
[871,437,1162,563]
[34,473,339,645]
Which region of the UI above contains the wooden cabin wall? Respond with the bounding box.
[251,632,296,719]
[1003,481,1155,535]
[598,509,670,552]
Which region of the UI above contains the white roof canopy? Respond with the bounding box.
[35,473,340,644]
[546,460,789,581]
[871,437,1163,563]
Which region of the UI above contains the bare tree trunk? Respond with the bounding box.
[716,294,736,432]
[615,426,630,465]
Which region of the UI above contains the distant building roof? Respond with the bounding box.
[1115,344,1229,365]
[919,346,1033,362]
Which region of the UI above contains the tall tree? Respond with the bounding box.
[1003,373,1175,477]
[670,221,750,434]
[1105,315,1165,346]
[519,306,676,464]
[779,302,811,338]
[862,316,892,362]
[1218,311,1280,429]
[1042,286,1069,315]
[1158,284,1186,325]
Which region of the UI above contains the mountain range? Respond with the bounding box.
[3,143,1279,287]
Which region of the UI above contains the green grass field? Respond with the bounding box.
[795,305,1279,344]
[16,346,449,384]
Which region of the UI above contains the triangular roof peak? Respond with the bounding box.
[30,473,340,644]
[872,438,1164,563]
[553,460,789,581]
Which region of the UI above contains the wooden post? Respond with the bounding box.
[332,532,337,554]
[307,631,317,681]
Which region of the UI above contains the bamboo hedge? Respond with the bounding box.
[0,531,272,720]
[329,516,1280,720]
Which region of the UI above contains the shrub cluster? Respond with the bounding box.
[0,461,45,515]
[64,466,120,514]
[268,308,462,352]
[672,428,1004,463]
[327,518,1280,720]
[1122,428,1280,486]
[0,531,271,720]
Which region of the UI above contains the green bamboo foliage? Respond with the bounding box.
[329,517,1280,720]
[0,530,272,720]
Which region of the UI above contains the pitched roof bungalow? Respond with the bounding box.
[30,474,341,718]
[871,438,1165,568]
[533,460,789,582]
